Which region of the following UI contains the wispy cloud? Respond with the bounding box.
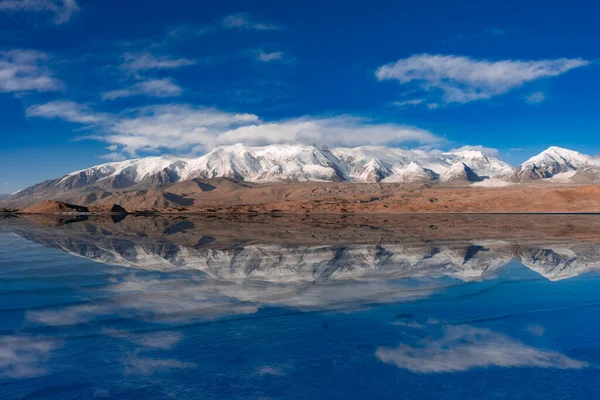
[486,27,506,37]
[393,99,424,108]
[168,12,283,39]
[26,102,444,156]
[257,51,285,62]
[376,54,589,104]
[0,49,62,93]
[222,12,282,31]
[0,0,79,24]
[122,52,196,72]
[526,91,545,104]
[99,151,127,161]
[376,325,588,373]
[102,78,183,100]
[26,100,108,124]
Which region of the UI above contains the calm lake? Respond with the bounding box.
[1,214,600,399]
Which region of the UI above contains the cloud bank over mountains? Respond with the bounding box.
[26,101,444,156]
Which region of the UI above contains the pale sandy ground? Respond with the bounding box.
[100,182,600,213]
[7,181,600,214]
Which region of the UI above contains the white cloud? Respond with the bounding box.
[526,91,545,104]
[222,13,282,31]
[393,99,440,110]
[0,49,62,93]
[450,145,500,157]
[107,105,259,154]
[102,78,183,100]
[257,51,285,62]
[376,54,589,104]
[0,0,79,24]
[211,115,441,151]
[27,102,444,155]
[122,52,196,72]
[99,152,127,161]
[393,99,424,108]
[376,325,588,373]
[26,100,108,123]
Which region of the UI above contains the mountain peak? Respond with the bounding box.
[441,162,481,183]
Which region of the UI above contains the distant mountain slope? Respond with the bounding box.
[440,162,481,183]
[510,146,596,182]
[12,144,513,198]
[9,144,600,203]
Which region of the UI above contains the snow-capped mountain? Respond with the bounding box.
[571,163,600,183]
[12,144,513,198]
[440,162,481,183]
[10,144,600,200]
[510,146,596,182]
[439,150,513,178]
[382,162,439,183]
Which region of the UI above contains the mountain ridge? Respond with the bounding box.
[11,143,517,198]
[5,145,600,211]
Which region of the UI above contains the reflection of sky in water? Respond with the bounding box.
[2,227,600,399]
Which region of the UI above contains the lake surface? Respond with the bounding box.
[2,214,600,399]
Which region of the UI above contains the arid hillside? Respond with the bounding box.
[2,179,600,214]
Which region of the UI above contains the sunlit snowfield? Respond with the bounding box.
[2,215,600,399]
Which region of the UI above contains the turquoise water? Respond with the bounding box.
[1,216,600,399]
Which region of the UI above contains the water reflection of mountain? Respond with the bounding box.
[3,214,600,282]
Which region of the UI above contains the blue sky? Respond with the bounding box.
[1,0,599,193]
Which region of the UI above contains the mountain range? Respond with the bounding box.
[9,144,600,201]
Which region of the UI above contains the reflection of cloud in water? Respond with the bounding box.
[526,324,546,337]
[28,304,107,326]
[257,365,287,376]
[376,325,588,373]
[105,329,183,350]
[26,271,441,328]
[122,356,195,376]
[0,336,61,378]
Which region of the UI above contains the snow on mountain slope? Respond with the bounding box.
[14,143,521,197]
[510,146,594,182]
[331,146,448,181]
[439,150,513,178]
[571,163,600,183]
[440,162,481,183]
[183,143,343,182]
[382,162,438,183]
